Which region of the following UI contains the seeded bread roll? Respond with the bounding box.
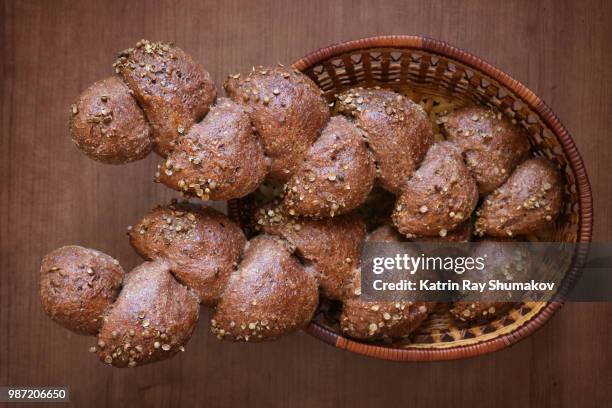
[336,88,434,193]
[224,66,330,181]
[475,158,563,237]
[450,240,532,322]
[280,116,376,217]
[211,235,318,342]
[114,40,216,156]
[69,77,153,164]
[339,226,433,340]
[157,98,269,200]
[128,202,246,305]
[256,206,366,300]
[443,106,531,196]
[341,296,431,341]
[392,142,479,238]
[40,246,124,335]
[95,261,199,368]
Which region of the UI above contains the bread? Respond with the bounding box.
[40,246,124,335]
[475,158,563,237]
[156,98,269,200]
[114,40,216,156]
[392,142,478,238]
[128,202,245,305]
[280,116,376,217]
[339,226,432,340]
[336,88,434,193]
[443,106,531,196]
[69,76,152,164]
[450,239,532,322]
[340,297,431,341]
[224,66,330,181]
[211,235,319,341]
[52,38,570,364]
[256,206,366,300]
[95,261,200,367]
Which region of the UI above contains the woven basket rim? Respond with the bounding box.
[291,35,594,362]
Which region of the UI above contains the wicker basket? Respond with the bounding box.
[227,36,593,361]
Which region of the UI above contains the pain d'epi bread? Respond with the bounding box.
[41,201,362,366]
[68,40,435,212]
[47,38,570,366]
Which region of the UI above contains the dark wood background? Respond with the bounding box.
[1,0,610,407]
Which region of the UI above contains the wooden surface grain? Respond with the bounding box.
[1,0,610,407]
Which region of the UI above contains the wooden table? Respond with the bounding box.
[1,0,610,406]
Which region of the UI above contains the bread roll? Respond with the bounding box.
[224,66,330,181]
[114,40,216,156]
[69,76,152,164]
[475,158,563,237]
[340,226,432,340]
[211,235,318,341]
[336,88,433,193]
[450,239,532,322]
[443,106,530,196]
[40,246,124,335]
[157,98,269,200]
[280,116,375,217]
[95,261,199,368]
[128,202,245,305]
[257,206,366,300]
[392,142,478,238]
